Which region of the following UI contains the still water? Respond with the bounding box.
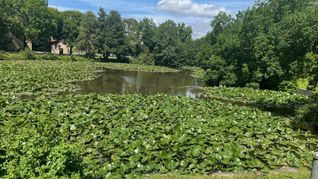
[73,69,206,98]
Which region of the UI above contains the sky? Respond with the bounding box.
[48,0,255,39]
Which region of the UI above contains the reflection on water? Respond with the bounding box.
[73,69,206,98]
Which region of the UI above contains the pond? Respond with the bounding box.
[72,69,206,98]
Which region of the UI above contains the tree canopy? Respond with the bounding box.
[194,0,318,90]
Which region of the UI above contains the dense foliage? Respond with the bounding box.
[0,94,317,178]
[202,87,307,106]
[296,93,318,131]
[0,61,177,95]
[195,0,318,90]
[0,0,54,51]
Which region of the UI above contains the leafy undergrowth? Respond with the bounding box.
[0,61,177,95]
[296,94,318,132]
[202,87,307,106]
[0,94,317,178]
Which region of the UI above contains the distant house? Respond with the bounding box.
[50,37,71,55]
[4,32,24,52]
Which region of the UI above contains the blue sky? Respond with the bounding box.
[49,0,255,39]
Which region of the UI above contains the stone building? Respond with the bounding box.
[4,32,24,51]
[50,37,71,55]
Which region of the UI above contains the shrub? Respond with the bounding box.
[246,82,260,89]
[296,94,318,131]
[130,52,155,65]
[204,67,237,87]
[84,51,96,59]
[41,53,60,61]
[279,81,298,93]
[21,50,36,60]
[0,51,5,60]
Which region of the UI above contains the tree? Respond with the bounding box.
[204,55,237,86]
[21,0,55,51]
[210,12,233,44]
[154,20,178,67]
[200,0,318,90]
[76,11,97,57]
[154,20,194,68]
[58,11,83,54]
[0,0,24,50]
[0,0,9,49]
[139,18,157,52]
[177,23,192,43]
[123,18,142,56]
[95,8,109,60]
[106,11,128,62]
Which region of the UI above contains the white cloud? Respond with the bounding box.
[191,19,211,39]
[125,13,211,39]
[49,5,75,11]
[49,5,86,12]
[157,0,226,17]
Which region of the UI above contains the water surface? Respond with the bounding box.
[73,69,206,98]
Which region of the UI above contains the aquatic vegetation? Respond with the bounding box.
[181,66,206,79]
[0,61,178,95]
[0,94,316,178]
[0,61,316,178]
[101,63,179,73]
[202,87,307,106]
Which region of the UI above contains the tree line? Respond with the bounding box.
[1,0,318,90]
[0,0,194,66]
[194,0,318,90]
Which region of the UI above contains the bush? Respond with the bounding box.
[21,50,36,60]
[204,67,237,87]
[246,82,260,89]
[279,81,298,93]
[0,51,5,60]
[41,53,60,61]
[296,94,318,131]
[84,51,96,59]
[130,52,155,65]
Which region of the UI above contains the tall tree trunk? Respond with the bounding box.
[106,52,110,60]
[102,53,106,60]
[69,46,73,55]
